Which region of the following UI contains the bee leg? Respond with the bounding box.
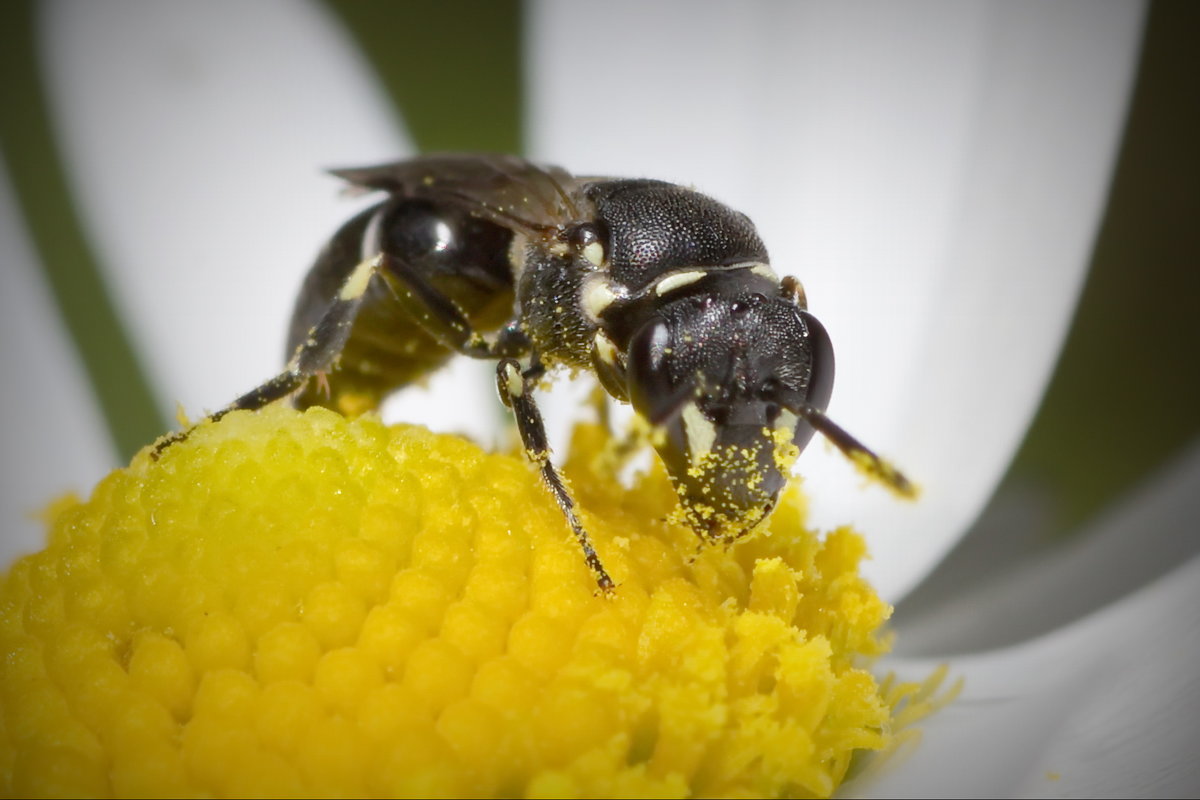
[496,358,615,594]
[379,253,529,359]
[153,254,386,458]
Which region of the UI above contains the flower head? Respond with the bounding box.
[2,406,926,797]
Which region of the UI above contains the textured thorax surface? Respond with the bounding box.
[588,179,768,296]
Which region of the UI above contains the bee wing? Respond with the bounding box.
[329,154,584,235]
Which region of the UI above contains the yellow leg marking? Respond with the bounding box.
[338,254,382,301]
[503,362,525,398]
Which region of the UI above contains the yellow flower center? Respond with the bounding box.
[1,405,912,798]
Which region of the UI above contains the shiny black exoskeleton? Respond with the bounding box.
[155,154,913,592]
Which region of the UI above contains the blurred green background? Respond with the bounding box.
[1,0,1197,551]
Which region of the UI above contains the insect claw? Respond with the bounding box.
[315,371,332,399]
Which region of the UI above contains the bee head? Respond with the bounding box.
[625,292,834,542]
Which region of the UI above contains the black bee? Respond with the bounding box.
[155,154,913,592]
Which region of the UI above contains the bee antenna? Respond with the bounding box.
[787,401,919,499]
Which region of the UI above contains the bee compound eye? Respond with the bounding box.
[799,311,834,413]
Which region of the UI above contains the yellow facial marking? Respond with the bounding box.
[681,401,717,464]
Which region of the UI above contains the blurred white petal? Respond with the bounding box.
[0,159,115,566]
[37,0,499,445]
[527,0,1144,601]
[851,542,1200,796]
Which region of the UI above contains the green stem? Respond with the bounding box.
[0,0,166,460]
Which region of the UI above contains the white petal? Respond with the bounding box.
[0,160,116,567]
[527,0,1145,600]
[851,442,1200,795]
[848,555,1200,797]
[37,1,498,444]
[895,436,1200,655]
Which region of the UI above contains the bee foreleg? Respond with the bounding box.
[496,358,615,594]
[152,254,384,458]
